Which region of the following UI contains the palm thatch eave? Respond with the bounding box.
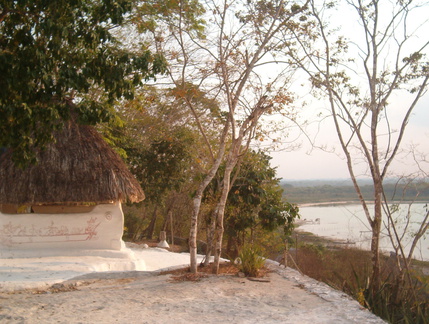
[0,120,145,206]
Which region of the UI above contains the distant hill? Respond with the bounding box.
[280,179,429,204]
[280,178,400,187]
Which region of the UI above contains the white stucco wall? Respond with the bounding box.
[0,202,125,258]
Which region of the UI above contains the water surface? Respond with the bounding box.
[298,203,429,261]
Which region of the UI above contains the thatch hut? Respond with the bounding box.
[0,119,144,257]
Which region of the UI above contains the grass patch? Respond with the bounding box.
[288,236,429,324]
[236,245,266,277]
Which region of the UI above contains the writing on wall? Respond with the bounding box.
[0,217,100,245]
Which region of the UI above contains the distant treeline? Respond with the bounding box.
[281,181,429,205]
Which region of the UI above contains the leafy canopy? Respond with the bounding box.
[0,0,166,166]
[222,150,299,241]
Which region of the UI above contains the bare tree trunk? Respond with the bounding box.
[189,194,203,272]
[283,240,289,267]
[204,209,216,267]
[169,210,174,245]
[211,97,272,274]
[189,140,228,273]
[144,205,158,240]
[168,0,307,274]
[212,162,235,274]
[290,0,429,302]
[370,190,383,292]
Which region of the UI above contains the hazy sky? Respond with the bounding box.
[269,94,429,180]
[266,2,429,180]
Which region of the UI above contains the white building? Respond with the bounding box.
[0,119,145,258]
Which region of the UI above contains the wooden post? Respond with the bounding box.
[168,210,174,245]
[283,240,288,267]
[295,234,298,265]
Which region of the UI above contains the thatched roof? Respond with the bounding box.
[0,120,145,205]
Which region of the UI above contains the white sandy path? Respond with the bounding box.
[0,245,207,291]
[0,245,386,323]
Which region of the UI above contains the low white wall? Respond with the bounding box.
[0,202,125,258]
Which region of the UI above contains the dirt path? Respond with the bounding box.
[0,264,385,324]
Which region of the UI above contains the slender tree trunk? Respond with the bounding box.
[168,210,174,245]
[144,205,158,240]
[283,240,289,267]
[188,116,230,274]
[190,193,203,273]
[210,108,267,274]
[212,162,235,274]
[189,150,227,273]
[370,205,382,291]
[370,178,383,292]
[204,209,216,267]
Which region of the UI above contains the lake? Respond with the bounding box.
[298,203,429,261]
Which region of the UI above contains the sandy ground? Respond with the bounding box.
[0,246,386,324]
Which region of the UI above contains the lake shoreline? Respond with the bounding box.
[292,227,429,275]
[299,200,428,207]
[299,201,359,207]
[297,203,429,262]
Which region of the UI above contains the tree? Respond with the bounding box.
[101,85,208,240]
[287,0,429,293]
[155,0,310,273]
[222,150,299,257]
[0,0,165,166]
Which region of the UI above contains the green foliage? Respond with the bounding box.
[223,150,299,246]
[137,131,195,202]
[101,85,213,239]
[133,0,206,37]
[0,0,166,166]
[103,87,202,204]
[123,209,148,241]
[237,245,266,277]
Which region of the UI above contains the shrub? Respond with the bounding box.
[237,245,265,277]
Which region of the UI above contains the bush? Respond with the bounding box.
[237,245,266,277]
